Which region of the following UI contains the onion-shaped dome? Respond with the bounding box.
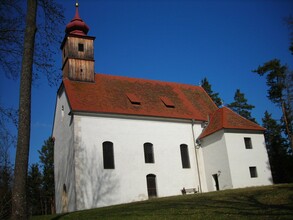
[65,3,89,36]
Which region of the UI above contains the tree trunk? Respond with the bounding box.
[11,0,37,219]
[281,102,293,152]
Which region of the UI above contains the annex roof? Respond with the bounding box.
[62,73,218,121]
[198,107,265,139]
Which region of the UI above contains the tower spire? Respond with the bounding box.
[65,1,89,36]
[61,2,96,82]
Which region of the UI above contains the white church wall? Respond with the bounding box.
[224,132,273,188]
[53,88,76,213]
[196,147,208,192]
[200,130,233,192]
[73,114,201,210]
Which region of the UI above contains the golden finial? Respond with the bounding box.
[75,0,79,7]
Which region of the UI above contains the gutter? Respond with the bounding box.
[191,119,202,193]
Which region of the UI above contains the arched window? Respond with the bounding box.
[146,174,157,198]
[103,141,115,169]
[180,144,190,168]
[144,143,154,163]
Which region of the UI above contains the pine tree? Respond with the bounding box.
[262,111,293,183]
[0,157,12,219]
[27,164,43,216]
[253,59,293,151]
[38,137,55,214]
[200,78,222,107]
[227,89,256,122]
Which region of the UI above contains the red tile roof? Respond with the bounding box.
[63,73,218,121]
[198,107,265,139]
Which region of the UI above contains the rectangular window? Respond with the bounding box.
[78,43,84,52]
[244,137,252,149]
[180,144,190,168]
[103,142,115,169]
[249,166,257,178]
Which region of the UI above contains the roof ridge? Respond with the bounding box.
[222,106,264,129]
[95,72,201,88]
[198,106,264,140]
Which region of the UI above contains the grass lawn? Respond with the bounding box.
[31,184,293,220]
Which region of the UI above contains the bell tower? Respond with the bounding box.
[61,3,95,82]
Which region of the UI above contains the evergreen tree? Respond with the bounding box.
[253,59,293,151]
[38,137,55,214]
[200,78,222,107]
[227,89,256,122]
[262,111,293,183]
[286,16,293,55]
[0,108,15,219]
[27,164,43,216]
[0,158,12,219]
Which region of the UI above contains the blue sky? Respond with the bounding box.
[1,0,292,165]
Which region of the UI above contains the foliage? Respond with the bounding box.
[26,137,55,216]
[0,106,18,219]
[227,89,256,122]
[285,16,293,55]
[30,184,293,220]
[8,1,64,219]
[200,77,222,107]
[262,111,293,183]
[38,137,55,215]
[0,159,13,220]
[27,164,43,216]
[253,59,293,151]
[253,59,287,105]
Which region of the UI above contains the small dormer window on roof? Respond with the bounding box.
[126,93,141,105]
[160,96,175,108]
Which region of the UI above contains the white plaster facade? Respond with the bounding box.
[200,130,272,192]
[53,87,273,213]
[53,88,206,212]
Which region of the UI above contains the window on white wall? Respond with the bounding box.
[249,166,258,178]
[144,143,154,163]
[180,144,190,168]
[103,141,115,169]
[244,137,252,149]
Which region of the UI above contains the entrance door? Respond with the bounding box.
[146,174,157,198]
[212,174,220,191]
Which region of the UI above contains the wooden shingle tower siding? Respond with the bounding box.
[61,3,95,82]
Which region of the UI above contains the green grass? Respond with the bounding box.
[31,184,293,220]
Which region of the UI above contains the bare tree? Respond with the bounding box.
[0,0,65,219]
[0,0,24,79]
[11,1,37,218]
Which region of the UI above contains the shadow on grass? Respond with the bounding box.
[105,185,293,219]
[156,185,293,219]
[50,213,70,220]
[32,184,293,219]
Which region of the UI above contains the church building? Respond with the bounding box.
[52,4,272,213]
